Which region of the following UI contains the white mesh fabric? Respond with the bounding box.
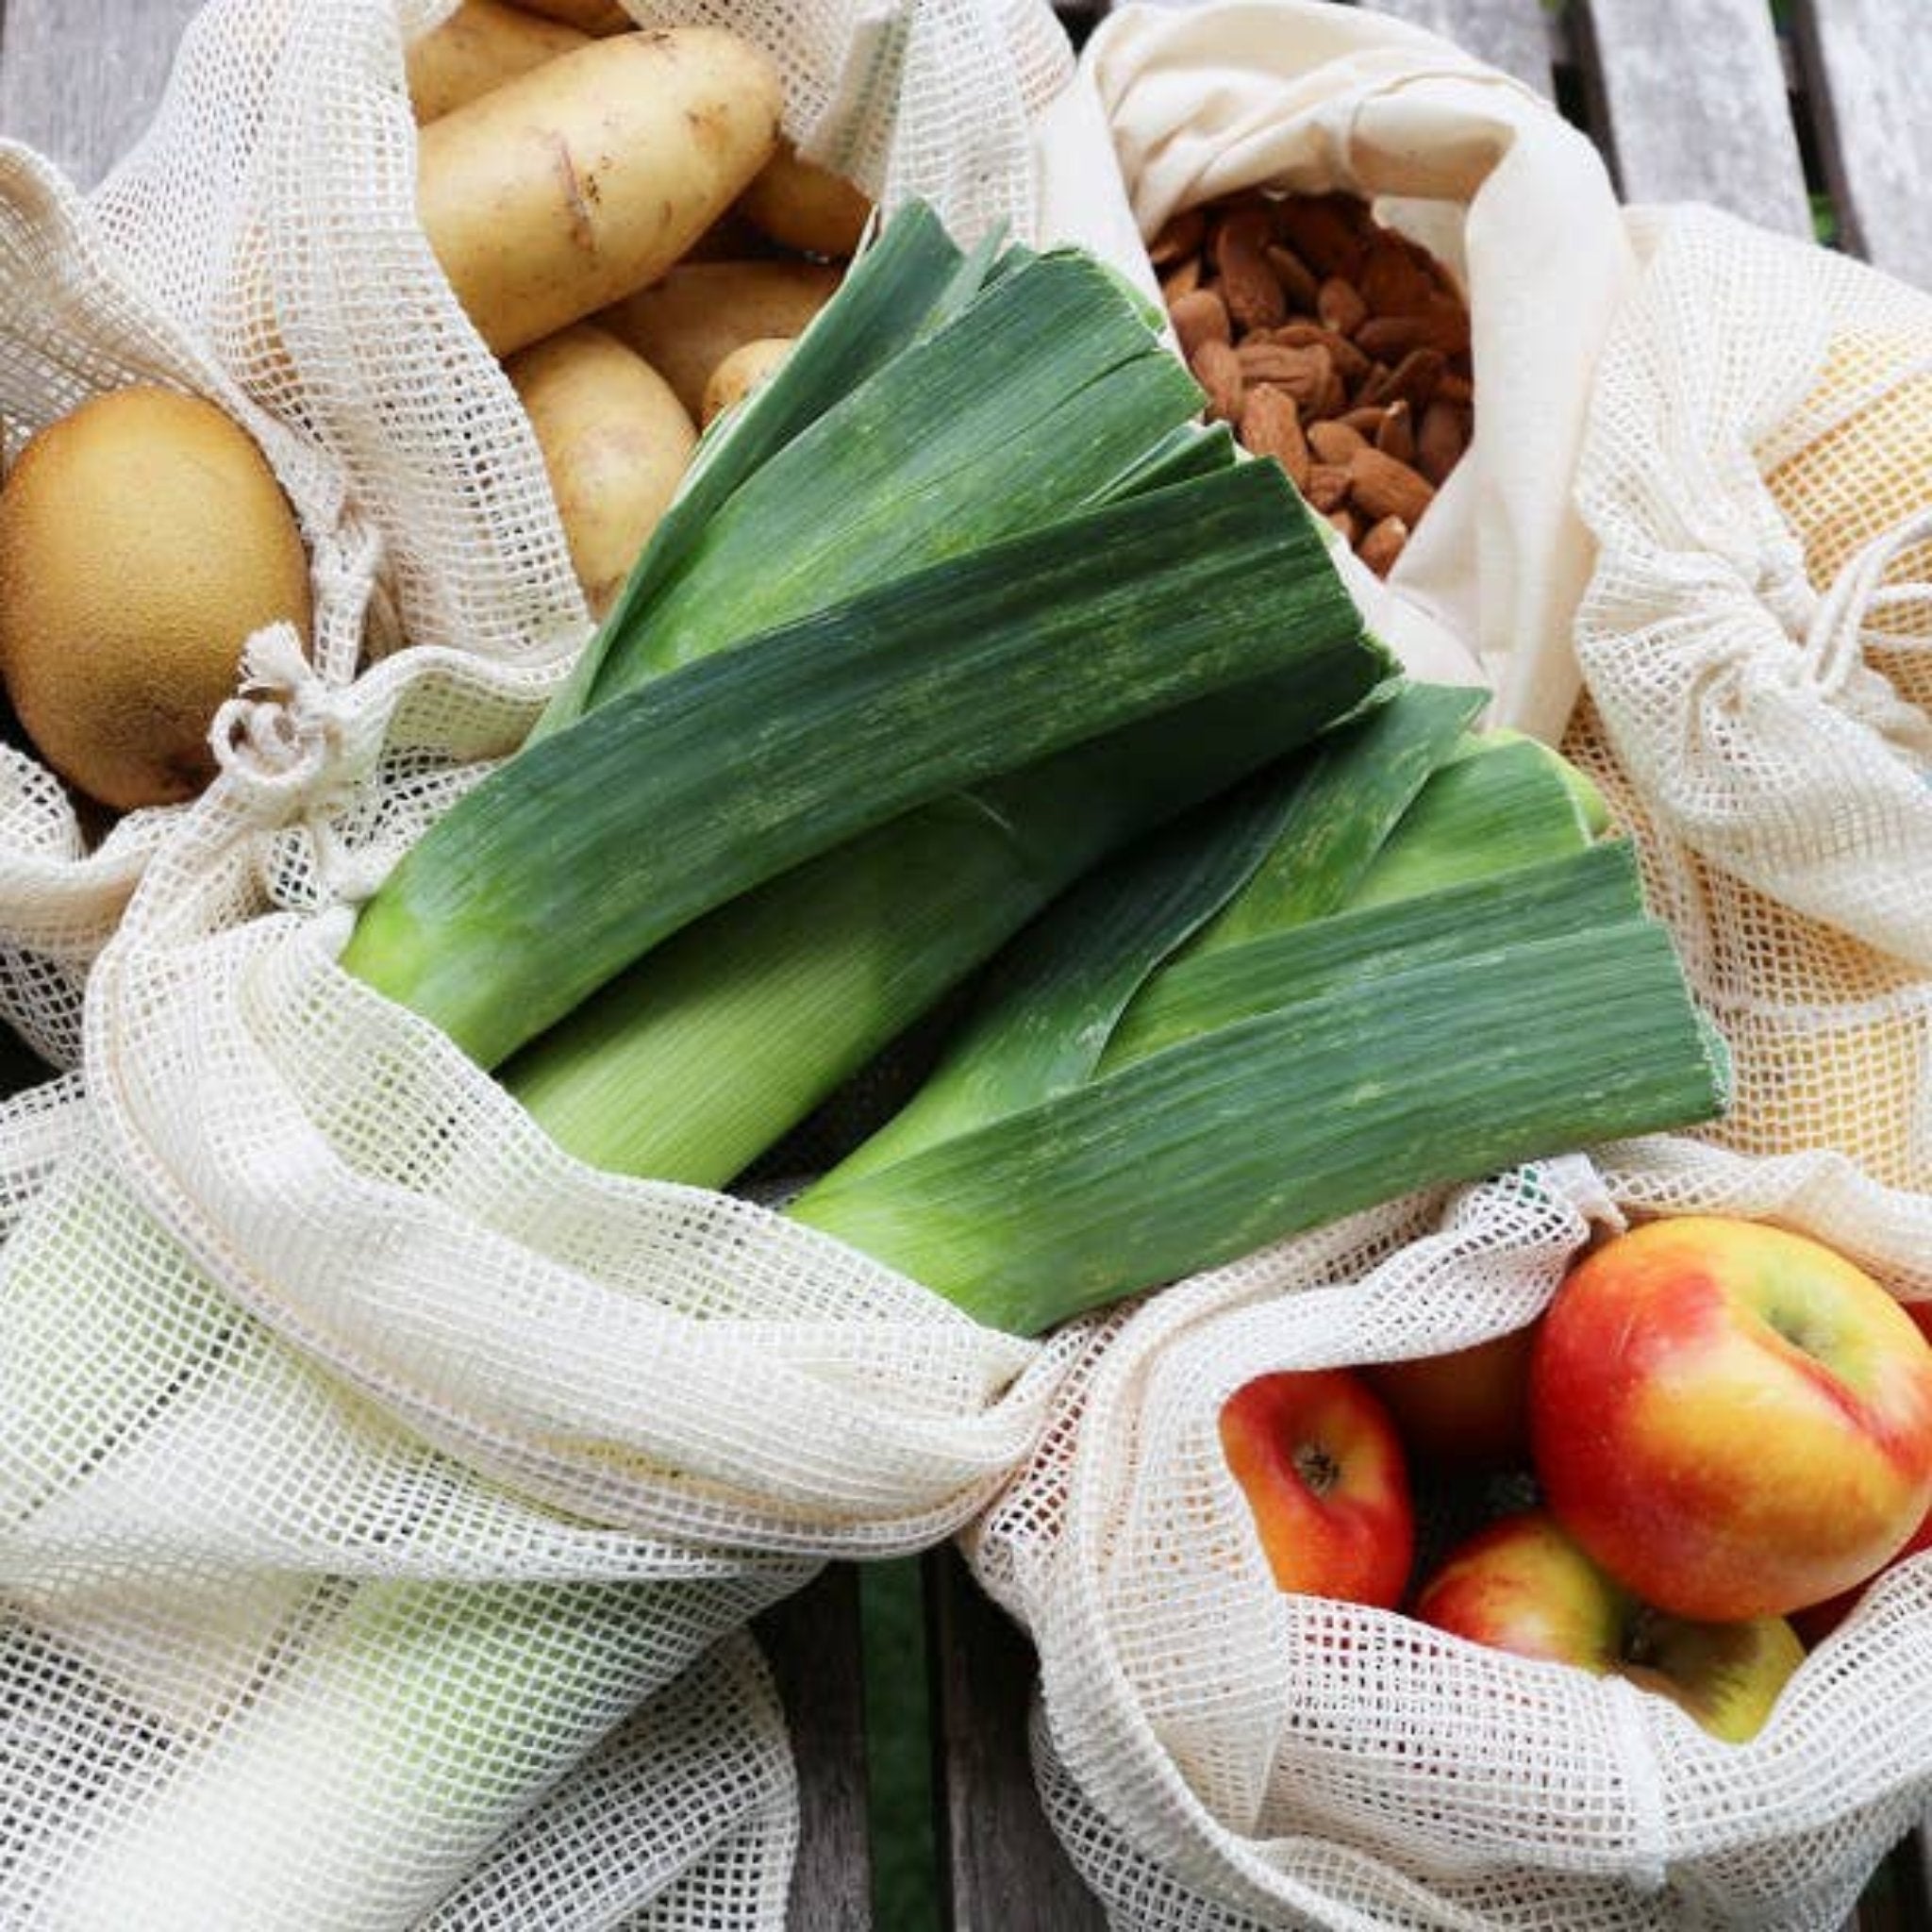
[0,0,1077,1064]
[972,1164,1932,1930]
[0,0,1101,1919]
[1553,207,1932,1297]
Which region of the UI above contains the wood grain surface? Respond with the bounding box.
[1361,0,1557,95]
[928,1548,1107,1932]
[1570,0,1811,238]
[1789,0,1932,288]
[758,1567,874,1932]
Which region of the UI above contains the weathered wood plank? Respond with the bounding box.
[929,1548,1107,1932]
[1357,0,1557,97]
[757,1566,874,1932]
[1570,0,1810,239]
[0,0,206,186]
[1788,0,1932,289]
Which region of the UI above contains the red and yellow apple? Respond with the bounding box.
[1530,1216,1932,1622]
[1364,1322,1538,1468]
[1794,1298,1932,1642]
[1415,1507,1805,1741]
[1220,1368,1414,1607]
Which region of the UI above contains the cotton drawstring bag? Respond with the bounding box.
[970,1158,1932,1931]
[0,0,1075,1069]
[1033,0,1635,724]
[0,0,1101,1919]
[1552,204,1932,1293]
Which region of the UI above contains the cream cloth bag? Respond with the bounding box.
[972,1160,1932,1931]
[0,0,1091,1921]
[0,0,1073,1068]
[1033,0,1631,721]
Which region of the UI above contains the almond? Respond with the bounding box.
[1159,256,1203,303]
[1305,462,1351,514]
[1326,507,1362,548]
[1390,348,1449,410]
[1308,419,1365,466]
[1264,244,1321,313]
[1417,399,1471,485]
[1169,287,1232,362]
[1191,339,1243,424]
[1149,206,1207,268]
[1237,341,1332,412]
[1274,322,1371,382]
[1374,400,1415,466]
[1316,275,1368,337]
[1348,445,1435,525]
[1359,237,1440,319]
[1274,195,1367,279]
[1239,387,1310,490]
[1215,208,1287,333]
[1359,514,1409,577]
[1356,311,1470,360]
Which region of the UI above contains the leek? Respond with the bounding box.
[789,689,1726,1333]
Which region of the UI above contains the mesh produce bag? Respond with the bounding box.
[1033,0,1633,725]
[1551,205,1932,1292]
[0,0,1097,1921]
[0,0,1074,1068]
[971,1160,1932,1930]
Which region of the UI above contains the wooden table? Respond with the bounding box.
[4,1,1931,1927]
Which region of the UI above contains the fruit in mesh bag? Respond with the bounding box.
[1363,1323,1537,1469]
[1792,1298,1932,1643]
[1220,1368,1416,1607]
[1529,1216,1932,1624]
[1415,1508,1805,1743]
[0,386,312,813]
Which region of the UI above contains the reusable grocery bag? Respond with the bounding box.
[0,0,1074,1066]
[1555,204,1932,1297]
[972,1160,1932,1931]
[981,51,1932,1932]
[0,0,1091,1922]
[1032,0,1634,719]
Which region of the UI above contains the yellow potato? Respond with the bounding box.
[700,337,793,426]
[0,389,312,812]
[417,27,783,355]
[736,140,873,259]
[515,0,633,30]
[508,324,697,615]
[406,1,589,124]
[601,258,839,419]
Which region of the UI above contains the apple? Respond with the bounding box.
[1530,1216,1932,1622]
[1415,1507,1805,1742]
[1363,1322,1537,1467]
[1220,1368,1415,1607]
[1794,1298,1932,1642]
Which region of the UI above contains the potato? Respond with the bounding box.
[736,140,873,259]
[406,1,589,123]
[0,389,312,812]
[514,0,633,30]
[700,337,792,426]
[417,27,783,355]
[600,258,839,419]
[508,325,697,615]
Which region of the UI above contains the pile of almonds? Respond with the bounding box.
[1154,192,1474,578]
